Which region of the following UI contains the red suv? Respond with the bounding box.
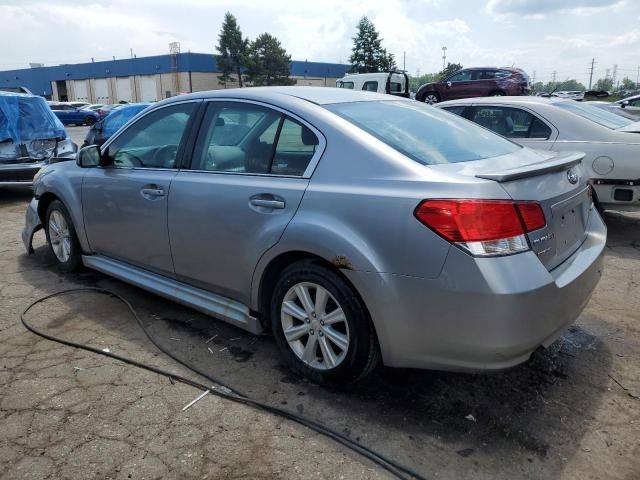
[416,67,531,104]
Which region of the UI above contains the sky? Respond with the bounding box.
[1,0,639,87]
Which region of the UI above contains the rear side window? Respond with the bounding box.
[389,82,403,93]
[192,102,319,176]
[338,81,354,89]
[473,70,497,80]
[469,106,552,140]
[326,100,520,165]
[362,81,378,92]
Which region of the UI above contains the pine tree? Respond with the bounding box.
[349,17,395,73]
[246,33,295,86]
[215,12,248,87]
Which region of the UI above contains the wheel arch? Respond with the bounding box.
[254,250,376,337]
[36,187,90,253]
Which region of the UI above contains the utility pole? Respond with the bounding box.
[403,51,406,72]
[441,46,447,71]
[552,70,557,84]
[588,58,595,90]
[532,70,536,84]
[637,66,640,90]
[612,64,618,91]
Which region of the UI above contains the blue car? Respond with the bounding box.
[50,103,101,126]
[81,103,151,147]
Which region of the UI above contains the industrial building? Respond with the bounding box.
[0,52,350,103]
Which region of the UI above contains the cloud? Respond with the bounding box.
[486,0,626,17]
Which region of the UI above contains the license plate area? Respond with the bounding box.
[551,188,589,256]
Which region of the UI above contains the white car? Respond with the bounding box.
[437,96,640,211]
[336,72,410,98]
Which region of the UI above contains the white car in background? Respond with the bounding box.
[336,71,410,98]
[437,96,640,211]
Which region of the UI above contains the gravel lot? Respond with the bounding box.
[1,130,639,479]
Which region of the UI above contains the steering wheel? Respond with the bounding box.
[150,144,178,168]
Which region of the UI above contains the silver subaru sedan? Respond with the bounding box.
[23,87,606,385]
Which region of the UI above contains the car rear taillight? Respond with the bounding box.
[414,199,546,257]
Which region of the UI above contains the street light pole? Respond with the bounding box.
[441,46,447,70]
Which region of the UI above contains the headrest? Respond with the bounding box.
[215,117,225,127]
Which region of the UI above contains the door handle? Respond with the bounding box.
[250,198,285,209]
[140,186,165,200]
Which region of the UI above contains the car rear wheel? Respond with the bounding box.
[489,90,506,97]
[423,92,440,104]
[271,260,380,386]
[45,200,82,272]
[85,116,96,126]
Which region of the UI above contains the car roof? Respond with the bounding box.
[157,86,396,106]
[0,91,39,99]
[438,96,570,107]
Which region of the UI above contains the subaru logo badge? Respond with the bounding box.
[567,169,578,184]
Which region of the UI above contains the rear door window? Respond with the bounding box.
[192,102,319,176]
[362,81,378,92]
[469,106,551,139]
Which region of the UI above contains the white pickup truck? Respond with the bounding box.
[336,71,410,98]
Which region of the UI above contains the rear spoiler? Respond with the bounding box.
[475,151,584,182]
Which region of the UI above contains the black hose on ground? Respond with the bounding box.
[21,287,427,480]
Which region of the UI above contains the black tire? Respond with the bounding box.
[489,90,506,97]
[270,260,380,386]
[422,91,440,104]
[85,116,96,126]
[44,200,82,272]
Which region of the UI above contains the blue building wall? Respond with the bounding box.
[0,53,350,97]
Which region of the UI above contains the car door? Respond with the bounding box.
[469,69,498,96]
[168,100,323,304]
[444,69,474,100]
[465,105,557,150]
[52,105,70,124]
[82,101,197,276]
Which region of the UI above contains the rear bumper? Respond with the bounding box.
[593,183,640,210]
[0,162,43,185]
[346,210,607,371]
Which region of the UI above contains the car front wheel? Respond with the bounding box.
[271,260,380,386]
[423,92,440,104]
[45,200,82,272]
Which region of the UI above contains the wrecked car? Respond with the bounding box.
[0,92,76,186]
[24,87,605,386]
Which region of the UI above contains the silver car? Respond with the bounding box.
[23,87,606,385]
[437,96,640,211]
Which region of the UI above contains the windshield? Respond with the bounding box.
[555,101,633,129]
[325,100,521,165]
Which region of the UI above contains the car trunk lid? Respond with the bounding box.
[429,148,592,270]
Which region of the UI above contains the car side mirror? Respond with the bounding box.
[621,100,629,108]
[446,81,452,87]
[76,145,101,168]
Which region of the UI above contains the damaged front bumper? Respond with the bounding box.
[22,197,42,254]
[0,161,45,185]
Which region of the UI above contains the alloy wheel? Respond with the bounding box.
[424,94,439,104]
[48,210,71,263]
[280,282,350,370]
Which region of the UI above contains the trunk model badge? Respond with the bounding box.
[567,169,578,184]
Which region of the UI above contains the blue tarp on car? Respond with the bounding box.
[0,92,66,144]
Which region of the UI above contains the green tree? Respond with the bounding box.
[593,77,613,91]
[349,17,395,73]
[620,77,636,91]
[246,33,295,86]
[215,12,248,87]
[410,72,439,91]
[438,62,463,80]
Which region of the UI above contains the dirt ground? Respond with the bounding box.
[1,140,639,479]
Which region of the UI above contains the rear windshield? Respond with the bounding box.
[325,100,521,164]
[555,101,633,129]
